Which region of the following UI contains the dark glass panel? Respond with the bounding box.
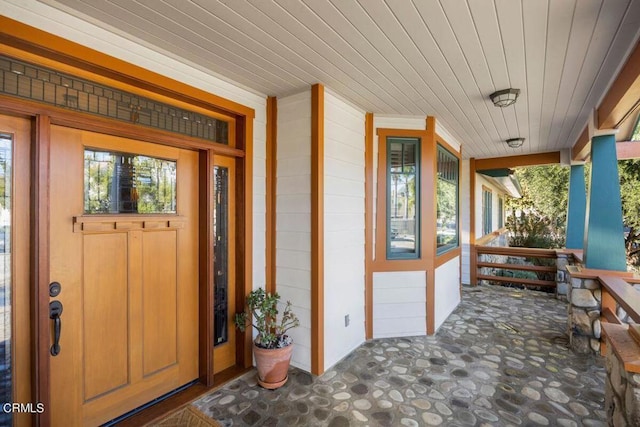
[213,166,229,346]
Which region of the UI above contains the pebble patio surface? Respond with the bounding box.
[192,284,607,426]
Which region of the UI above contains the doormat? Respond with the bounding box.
[149,405,222,427]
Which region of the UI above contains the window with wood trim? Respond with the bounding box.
[387,137,420,259]
[482,187,493,236]
[436,144,459,254]
[498,196,504,229]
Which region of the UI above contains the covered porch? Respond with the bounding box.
[1,1,640,426]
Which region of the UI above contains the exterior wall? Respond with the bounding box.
[372,271,427,338]
[2,1,269,291]
[323,90,366,369]
[371,116,426,339]
[460,160,471,284]
[434,257,461,330]
[276,90,312,371]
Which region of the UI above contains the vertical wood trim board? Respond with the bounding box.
[198,151,213,385]
[364,113,374,340]
[311,84,325,375]
[469,158,477,286]
[265,96,277,295]
[34,114,51,427]
[425,116,437,335]
[238,116,254,368]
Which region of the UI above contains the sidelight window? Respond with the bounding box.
[213,166,229,346]
[0,133,12,426]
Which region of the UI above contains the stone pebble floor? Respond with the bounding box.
[192,285,607,426]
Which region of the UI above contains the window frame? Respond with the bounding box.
[385,136,421,260]
[498,196,504,229]
[374,128,430,269]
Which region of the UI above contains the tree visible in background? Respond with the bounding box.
[506,161,640,269]
[619,159,640,266]
[505,165,570,249]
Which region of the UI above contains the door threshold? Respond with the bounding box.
[110,365,251,426]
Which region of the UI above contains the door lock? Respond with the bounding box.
[49,282,61,297]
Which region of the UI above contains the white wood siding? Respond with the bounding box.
[276,90,312,371]
[436,121,462,152]
[373,271,426,338]
[434,257,461,330]
[323,90,366,369]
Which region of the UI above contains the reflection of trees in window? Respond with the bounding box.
[387,138,419,259]
[0,133,11,426]
[436,145,459,254]
[84,149,176,214]
[631,115,640,141]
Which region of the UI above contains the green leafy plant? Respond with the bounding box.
[234,288,300,349]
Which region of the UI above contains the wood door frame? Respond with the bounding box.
[0,61,253,426]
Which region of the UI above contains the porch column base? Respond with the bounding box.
[565,261,602,355]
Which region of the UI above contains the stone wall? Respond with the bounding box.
[604,341,640,426]
[555,252,571,301]
[565,269,602,355]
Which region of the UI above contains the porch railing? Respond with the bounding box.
[475,245,557,289]
[598,275,640,372]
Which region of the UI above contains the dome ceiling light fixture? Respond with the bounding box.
[490,88,520,107]
[506,137,525,148]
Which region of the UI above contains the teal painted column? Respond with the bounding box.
[565,164,586,249]
[583,133,626,271]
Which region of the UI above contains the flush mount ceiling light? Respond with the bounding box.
[490,88,520,107]
[506,137,525,148]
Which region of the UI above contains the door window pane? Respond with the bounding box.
[213,166,229,346]
[0,133,12,426]
[387,137,419,259]
[84,149,177,214]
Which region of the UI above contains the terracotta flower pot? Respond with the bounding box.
[253,342,293,389]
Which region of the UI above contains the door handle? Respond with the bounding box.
[49,300,63,356]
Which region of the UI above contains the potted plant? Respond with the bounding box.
[234,288,299,389]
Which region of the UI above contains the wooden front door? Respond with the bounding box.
[48,126,199,426]
[212,156,237,374]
